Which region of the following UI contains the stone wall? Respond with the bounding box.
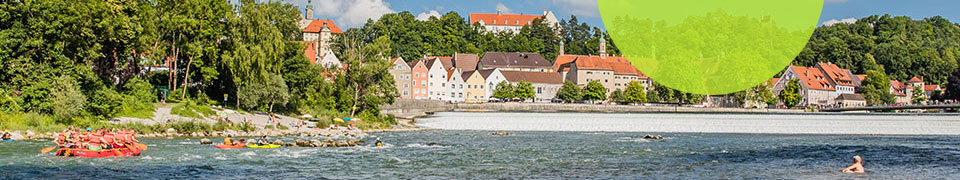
[383,100,804,119]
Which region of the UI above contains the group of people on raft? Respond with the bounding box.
[222,135,273,146]
[53,126,140,151]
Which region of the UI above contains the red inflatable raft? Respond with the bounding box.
[55,145,145,158]
[216,143,246,149]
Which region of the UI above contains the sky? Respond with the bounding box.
[280,0,960,29]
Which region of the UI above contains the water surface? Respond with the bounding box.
[1,131,958,179]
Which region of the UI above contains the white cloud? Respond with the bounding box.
[296,0,395,28]
[551,0,600,17]
[825,0,849,3]
[496,3,514,14]
[822,18,858,26]
[416,10,442,21]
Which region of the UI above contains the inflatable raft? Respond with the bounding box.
[55,145,144,158]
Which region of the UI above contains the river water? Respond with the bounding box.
[1,112,959,179]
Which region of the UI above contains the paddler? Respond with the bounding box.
[374,137,383,147]
[256,136,269,146]
[224,134,235,145]
[2,130,12,140]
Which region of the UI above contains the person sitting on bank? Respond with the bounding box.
[257,136,268,146]
[842,155,866,174]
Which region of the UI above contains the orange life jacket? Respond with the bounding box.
[103,133,115,144]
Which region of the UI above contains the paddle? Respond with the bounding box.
[135,143,148,151]
[40,146,58,154]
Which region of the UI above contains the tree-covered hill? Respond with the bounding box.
[794,15,960,85]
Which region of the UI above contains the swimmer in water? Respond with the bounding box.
[842,155,866,174]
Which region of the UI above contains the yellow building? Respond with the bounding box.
[462,70,487,103]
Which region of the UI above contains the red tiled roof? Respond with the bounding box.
[470,13,541,26]
[790,66,834,91]
[499,70,564,84]
[554,55,646,77]
[907,76,923,83]
[817,62,855,86]
[890,80,907,96]
[303,19,343,33]
[924,84,942,91]
[855,74,867,81]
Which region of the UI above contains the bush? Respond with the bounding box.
[170,101,214,119]
[0,111,66,132]
[50,76,86,122]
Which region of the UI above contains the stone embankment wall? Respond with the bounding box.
[383,100,804,119]
[454,103,804,113]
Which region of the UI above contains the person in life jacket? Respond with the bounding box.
[374,137,383,147]
[224,134,235,145]
[1,130,11,140]
[103,129,117,149]
[257,136,268,146]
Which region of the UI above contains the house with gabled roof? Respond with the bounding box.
[446,68,466,102]
[553,38,650,96]
[462,70,487,103]
[423,56,454,100]
[389,57,412,99]
[409,59,429,99]
[499,70,564,102]
[773,65,842,106]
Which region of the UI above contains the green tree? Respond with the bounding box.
[50,76,86,122]
[336,32,398,120]
[492,81,515,100]
[238,74,289,112]
[623,81,647,103]
[779,79,802,108]
[556,82,582,102]
[861,70,896,105]
[514,81,535,101]
[610,89,627,102]
[911,86,927,105]
[946,68,960,101]
[646,90,661,103]
[582,80,607,101]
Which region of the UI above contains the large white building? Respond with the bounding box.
[470,10,560,34]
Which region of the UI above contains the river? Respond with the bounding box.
[1,112,959,179]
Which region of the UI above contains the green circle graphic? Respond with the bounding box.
[599,0,824,95]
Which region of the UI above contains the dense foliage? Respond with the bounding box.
[0,0,398,129]
[779,79,802,108]
[333,12,618,62]
[492,81,535,101]
[794,15,960,86]
[861,70,896,104]
[555,82,582,102]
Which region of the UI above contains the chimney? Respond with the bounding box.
[543,10,548,16]
[599,36,607,59]
[497,9,502,16]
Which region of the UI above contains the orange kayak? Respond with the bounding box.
[216,144,246,149]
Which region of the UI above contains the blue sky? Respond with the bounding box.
[283,0,960,29]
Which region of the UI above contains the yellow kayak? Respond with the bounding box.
[246,144,281,149]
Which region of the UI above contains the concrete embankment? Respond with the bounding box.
[381,100,805,119]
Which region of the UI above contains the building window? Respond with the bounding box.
[442,83,446,87]
[430,74,433,78]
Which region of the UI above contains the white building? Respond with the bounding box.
[446,68,466,102]
[424,57,454,100]
[470,10,561,34]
